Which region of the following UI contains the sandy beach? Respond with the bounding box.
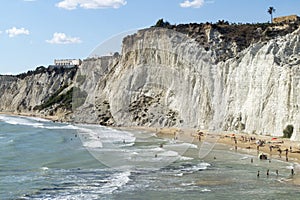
[132,127,300,160]
[145,126,300,185]
[121,126,300,162]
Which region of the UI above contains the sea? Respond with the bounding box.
[1,114,300,200]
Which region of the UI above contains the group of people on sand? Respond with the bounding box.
[241,135,257,143]
[227,134,297,178]
[230,134,294,161]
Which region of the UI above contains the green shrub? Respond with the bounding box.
[34,86,88,111]
[283,125,294,138]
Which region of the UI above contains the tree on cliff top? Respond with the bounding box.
[268,6,276,23]
[154,18,170,27]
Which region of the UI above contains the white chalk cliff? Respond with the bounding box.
[0,24,299,139]
[73,25,300,139]
[0,67,76,120]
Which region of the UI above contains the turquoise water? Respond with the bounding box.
[1,114,300,200]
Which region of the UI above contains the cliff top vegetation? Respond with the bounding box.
[153,18,300,61]
[0,66,78,80]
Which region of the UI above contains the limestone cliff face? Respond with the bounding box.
[75,26,300,138]
[0,67,76,120]
[73,55,120,124]
[0,24,299,139]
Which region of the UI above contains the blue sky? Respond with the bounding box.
[0,0,299,74]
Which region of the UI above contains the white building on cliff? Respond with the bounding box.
[54,59,82,66]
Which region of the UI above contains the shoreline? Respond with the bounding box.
[1,112,300,184]
[0,111,59,121]
[1,111,299,163]
[123,126,300,163]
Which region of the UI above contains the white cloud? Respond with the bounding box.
[46,32,82,44]
[24,0,37,2]
[180,0,204,8]
[6,27,30,38]
[56,0,127,10]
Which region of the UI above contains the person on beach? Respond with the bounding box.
[267,169,269,177]
[197,130,203,142]
[278,148,282,158]
[291,169,295,176]
[257,170,260,177]
[276,170,279,176]
[285,148,289,156]
[251,158,253,163]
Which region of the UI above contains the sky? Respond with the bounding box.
[0,0,299,74]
